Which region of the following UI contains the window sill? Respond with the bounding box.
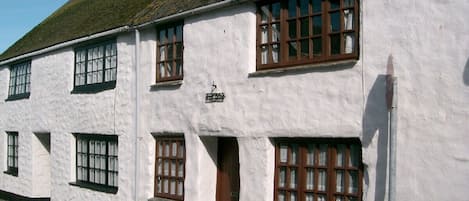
[5,93,30,101]
[69,181,118,194]
[148,197,180,201]
[151,79,183,87]
[71,81,116,94]
[3,170,18,177]
[250,59,358,77]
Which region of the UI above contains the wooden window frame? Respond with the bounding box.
[72,40,117,93]
[256,0,359,71]
[4,132,18,176]
[274,138,363,201]
[71,134,118,193]
[154,136,185,200]
[156,22,184,83]
[7,61,31,101]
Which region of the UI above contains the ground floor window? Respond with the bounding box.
[274,138,362,201]
[155,136,185,200]
[5,132,18,176]
[75,134,118,191]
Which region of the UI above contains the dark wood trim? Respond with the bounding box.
[71,80,116,94]
[256,0,359,71]
[0,189,50,201]
[69,181,118,194]
[5,92,30,101]
[273,138,363,201]
[154,136,185,201]
[156,22,184,83]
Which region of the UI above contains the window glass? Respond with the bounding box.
[157,23,184,82]
[155,137,185,200]
[8,61,31,98]
[275,139,362,201]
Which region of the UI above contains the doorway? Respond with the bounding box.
[216,137,240,201]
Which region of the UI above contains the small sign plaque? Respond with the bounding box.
[205,92,225,103]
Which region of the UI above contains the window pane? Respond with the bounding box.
[288,21,297,39]
[176,43,183,58]
[306,194,314,201]
[330,12,340,32]
[176,25,183,42]
[319,144,327,166]
[159,29,167,44]
[290,168,297,188]
[168,27,174,42]
[306,168,314,190]
[261,25,268,43]
[330,0,340,9]
[279,167,286,187]
[290,192,297,201]
[176,60,183,76]
[301,18,309,37]
[178,160,184,177]
[330,34,340,55]
[344,33,355,54]
[301,40,309,57]
[177,181,183,196]
[300,0,309,16]
[170,180,176,195]
[168,44,174,60]
[318,169,327,191]
[165,143,170,156]
[348,197,358,201]
[179,143,184,158]
[272,23,280,42]
[344,9,354,30]
[272,44,279,63]
[172,142,178,156]
[171,160,176,176]
[349,144,360,167]
[289,42,298,58]
[291,144,298,164]
[336,196,344,201]
[344,0,354,7]
[164,160,169,176]
[260,5,269,23]
[163,179,168,193]
[157,159,162,174]
[307,144,315,165]
[349,171,359,193]
[312,15,322,35]
[318,195,326,201]
[336,170,344,192]
[336,144,345,167]
[272,3,281,20]
[278,191,286,201]
[288,0,297,18]
[280,145,288,163]
[261,46,268,64]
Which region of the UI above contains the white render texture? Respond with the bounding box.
[0,0,469,201]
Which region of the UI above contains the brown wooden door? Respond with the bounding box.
[216,138,240,201]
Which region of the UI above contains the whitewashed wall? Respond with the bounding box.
[0,0,468,201]
[0,32,136,200]
[137,1,469,201]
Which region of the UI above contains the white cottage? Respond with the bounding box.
[0,0,468,201]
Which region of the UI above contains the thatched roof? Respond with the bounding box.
[0,0,224,62]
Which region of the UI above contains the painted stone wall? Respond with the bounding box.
[0,32,136,200]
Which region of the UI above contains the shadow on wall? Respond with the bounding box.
[362,74,389,201]
[463,57,469,86]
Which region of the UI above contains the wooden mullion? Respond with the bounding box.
[322,0,329,59]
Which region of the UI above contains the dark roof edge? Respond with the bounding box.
[134,0,249,28]
[0,0,250,66]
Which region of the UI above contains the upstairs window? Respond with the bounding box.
[274,138,363,201]
[156,23,184,82]
[5,132,18,176]
[257,0,358,70]
[8,61,31,100]
[74,134,118,193]
[74,40,117,92]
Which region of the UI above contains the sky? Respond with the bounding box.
[0,0,68,54]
